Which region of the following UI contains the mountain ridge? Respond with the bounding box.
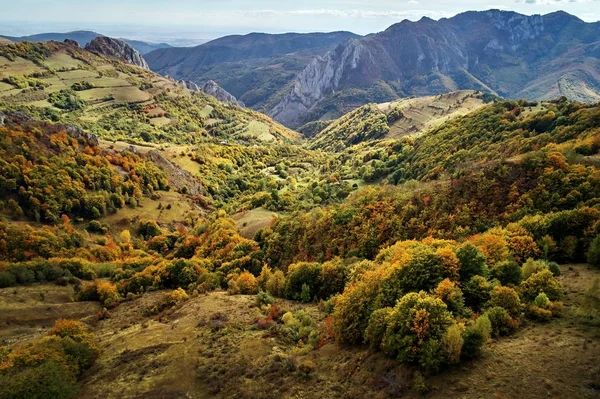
[269,10,600,127]
[0,30,172,55]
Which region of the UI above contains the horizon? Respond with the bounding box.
[1,1,599,46]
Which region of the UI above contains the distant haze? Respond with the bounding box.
[1,0,599,45]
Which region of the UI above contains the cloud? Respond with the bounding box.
[241,9,450,19]
[518,0,597,4]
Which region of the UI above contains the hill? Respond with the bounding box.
[308,90,490,152]
[0,92,600,398]
[0,41,300,145]
[0,30,172,55]
[145,31,360,109]
[269,10,600,127]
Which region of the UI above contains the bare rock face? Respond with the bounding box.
[64,38,80,47]
[269,10,600,127]
[201,80,245,107]
[85,36,149,69]
[178,79,245,107]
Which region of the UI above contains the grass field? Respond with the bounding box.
[232,207,280,238]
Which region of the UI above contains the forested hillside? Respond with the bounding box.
[0,37,599,399]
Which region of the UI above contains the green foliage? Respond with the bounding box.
[364,307,393,349]
[463,275,493,312]
[587,235,600,267]
[309,104,391,152]
[284,262,322,302]
[485,307,517,337]
[457,243,487,282]
[381,291,452,371]
[489,286,522,318]
[0,319,97,399]
[256,291,275,307]
[520,270,562,301]
[534,292,550,309]
[491,260,522,286]
[333,271,381,345]
[71,81,94,91]
[48,90,86,111]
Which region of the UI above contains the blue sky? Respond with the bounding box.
[1,0,599,44]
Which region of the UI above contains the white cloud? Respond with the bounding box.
[241,9,450,19]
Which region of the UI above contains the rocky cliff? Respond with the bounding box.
[178,79,245,107]
[85,36,149,69]
[269,10,600,127]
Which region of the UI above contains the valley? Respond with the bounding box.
[0,8,600,399]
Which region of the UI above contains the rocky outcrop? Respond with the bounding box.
[85,36,149,69]
[145,150,204,195]
[63,38,79,47]
[269,10,600,127]
[178,80,201,91]
[200,80,245,107]
[179,79,245,107]
[61,125,99,146]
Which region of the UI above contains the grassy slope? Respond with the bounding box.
[1,263,597,398]
[0,42,300,145]
[309,90,488,152]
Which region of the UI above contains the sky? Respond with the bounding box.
[0,0,599,45]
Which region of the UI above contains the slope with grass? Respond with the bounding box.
[308,90,489,152]
[0,41,300,145]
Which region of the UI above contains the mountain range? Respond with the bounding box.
[0,30,172,55]
[268,10,600,127]
[145,31,360,109]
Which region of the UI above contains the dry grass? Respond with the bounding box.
[232,207,280,239]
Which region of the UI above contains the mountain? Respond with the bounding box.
[269,10,600,127]
[0,30,172,55]
[145,31,360,109]
[0,40,299,144]
[85,36,150,69]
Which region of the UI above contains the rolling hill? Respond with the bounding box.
[307,90,491,152]
[0,40,300,144]
[145,31,360,109]
[0,30,172,55]
[269,10,600,127]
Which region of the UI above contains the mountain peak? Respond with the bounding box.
[85,36,149,69]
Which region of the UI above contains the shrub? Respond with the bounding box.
[461,326,484,360]
[333,271,382,344]
[534,292,550,308]
[473,314,492,343]
[443,323,464,364]
[434,278,466,316]
[381,291,452,371]
[491,260,522,286]
[456,243,487,282]
[284,262,322,301]
[547,261,561,276]
[256,291,275,308]
[78,280,120,308]
[587,235,600,267]
[463,275,492,312]
[521,258,549,280]
[138,219,162,238]
[266,270,285,297]
[364,307,393,349]
[377,245,446,308]
[520,270,562,301]
[0,360,79,399]
[228,271,258,295]
[319,259,347,299]
[489,286,522,318]
[484,307,517,337]
[0,271,16,288]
